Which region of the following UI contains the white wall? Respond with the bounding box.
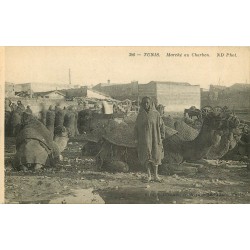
[87,89,109,99]
[45,92,65,99]
[156,83,200,112]
[30,83,80,92]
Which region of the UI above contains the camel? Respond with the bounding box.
[162,112,225,165]
[206,116,243,160]
[94,112,231,173]
[92,107,244,172]
[14,112,70,171]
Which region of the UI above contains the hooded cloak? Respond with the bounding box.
[134,97,165,166]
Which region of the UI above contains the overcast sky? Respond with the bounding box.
[5,47,250,89]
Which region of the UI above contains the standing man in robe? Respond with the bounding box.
[55,104,66,128]
[46,105,56,138]
[134,96,165,182]
[64,106,79,137]
[11,103,23,136]
[39,103,47,125]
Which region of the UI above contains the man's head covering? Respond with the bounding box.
[24,107,32,114]
[140,96,156,112]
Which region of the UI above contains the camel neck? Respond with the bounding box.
[194,124,216,147]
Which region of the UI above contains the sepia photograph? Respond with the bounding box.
[1,1,250,250]
[3,46,250,204]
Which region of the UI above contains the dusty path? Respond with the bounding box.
[5,139,250,204]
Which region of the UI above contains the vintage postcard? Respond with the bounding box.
[1,46,250,204]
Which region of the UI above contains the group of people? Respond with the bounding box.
[5,99,33,137]
[5,99,79,139]
[5,99,122,140]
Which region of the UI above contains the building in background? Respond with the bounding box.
[61,86,111,100]
[86,89,111,100]
[5,82,81,98]
[5,82,16,97]
[201,83,250,111]
[25,82,80,92]
[93,80,139,101]
[138,81,200,112]
[93,80,200,112]
[62,86,88,100]
[5,82,33,97]
[33,90,66,99]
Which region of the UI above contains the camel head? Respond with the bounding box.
[199,112,229,147]
[217,114,242,149]
[228,123,248,150]
[206,114,246,159]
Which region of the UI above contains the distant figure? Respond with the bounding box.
[25,105,33,114]
[134,96,165,182]
[46,105,56,137]
[5,99,12,112]
[78,109,92,134]
[55,105,66,128]
[5,99,12,136]
[17,100,25,112]
[64,106,79,137]
[83,101,89,109]
[54,126,70,160]
[10,103,17,112]
[113,103,118,113]
[238,125,250,167]
[11,105,23,136]
[156,104,165,116]
[39,104,47,125]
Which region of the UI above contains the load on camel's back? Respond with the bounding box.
[184,106,201,119]
[14,112,69,171]
[78,113,115,156]
[96,120,139,173]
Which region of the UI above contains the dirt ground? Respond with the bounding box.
[4,137,250,204]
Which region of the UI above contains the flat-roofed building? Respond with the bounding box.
[139,81,200,112]
[93,81,139,101]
